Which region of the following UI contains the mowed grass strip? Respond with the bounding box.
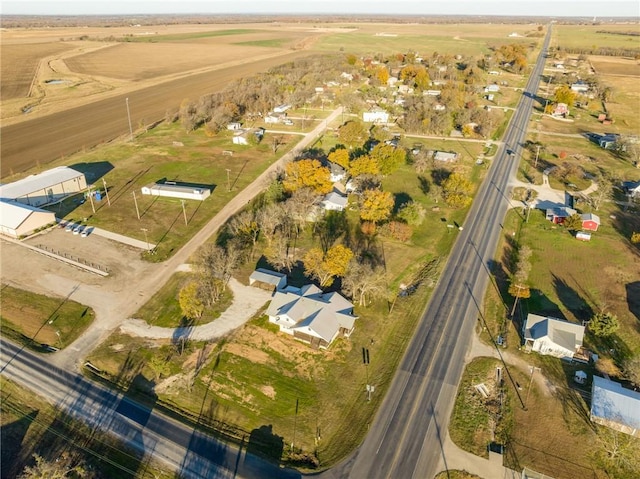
[125,29,259,42]
[0,284,94,350]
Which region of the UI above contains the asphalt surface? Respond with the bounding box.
[0,338,301,479]
[320,28,552,479]
[0,50,310,178]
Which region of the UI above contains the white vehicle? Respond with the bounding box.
[283,119,294,126]
[65,223,76,232]
[73,225,83,235]
[81,227,92,238]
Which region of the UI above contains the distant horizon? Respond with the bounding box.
[2,1,639,18]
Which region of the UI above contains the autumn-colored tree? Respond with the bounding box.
[360,189,394,223]
[375,65,390,85]
[554,85,577,108]
[339,120,368,148]
[148,355,171,381]
[563,213,583,232]
[283,159,332,195]
[509,245,532,315]
[304,244,354,287]
[342,260,387,306]
[631,232,640,244]
[370,143,406,175]
[228,210,260,255]
[397,201,426,226]
[19,454,87,479]
[442,173,473,208]
[387,221,413,241]
[179,281,204,320]
[462,124,475,138]
[349,154,380,177]
[328,148,350,170]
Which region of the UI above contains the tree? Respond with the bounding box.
[554,85,577,108]
[594,426,640,477]
[328,148,350,170]
[632,232,640,244]
[359,189,394,223]
[369,143,406,175]
[339,120,368,148]
[588,312,619,337]
[622,356,640,387]
[563,213,583,232]
[19,454,87,479]
[587,174,612,211]
[148,354,171,381]
[349,154,380,177]
[283,159,332,195]
[386,221,413,241]
[397,201,426,226]
[342,260,387,306]
[375,65,389,85]
[228,210,260,256]
[304,244,353,287]
[179,281,204,320]
[442,173,473,208]
[196,243,241,291]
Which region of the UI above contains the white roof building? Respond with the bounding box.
[591,376,640,437]
[249,268,287,291]
[0,166,86,207]
[141,182,211,201]
[0,200,56,238]
[363,107,389,123]
[266,284,357,349]
[524,314,585,359]
[322,191,348,212]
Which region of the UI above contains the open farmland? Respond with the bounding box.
[315,22,542,56]
[554,23,640,51]
[64,31,309,81]
[0,42,73,100]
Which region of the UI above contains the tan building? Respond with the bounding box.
[0,166,86,207]
[0,200,56,238]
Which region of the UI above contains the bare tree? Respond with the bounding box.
[587,174,613,211]
[196,243,241,291]
[342,260,387,306]
[256,203,286,246]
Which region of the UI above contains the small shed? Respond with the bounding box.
[581,213,600,231]
[576,231,591,241]
[249,268,287,291]
[434,151,459,163]
[574,370,587,385]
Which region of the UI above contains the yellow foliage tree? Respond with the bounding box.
[304,244,354,287]
[376,66,390,85]
[442,173,473,208]
[179,281,204,320]
[349,155,379,177]
[360,189,394,223]
[283,159,332,194]
[631,232,640,244]
[328,148,350,170]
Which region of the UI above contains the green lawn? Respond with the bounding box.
[123,29,259,42]
[0,284,94,351]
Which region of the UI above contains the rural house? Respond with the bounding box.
[265,111,287,124]
[363,107,389,123]
[570,82,589,93]
[266,284,358,349]
[590,376,640,438]
[553,103,569,117]
[328,163,347,183]
[322,190,348,212]
[622,180,640,198]
[484,84,500,93]
[524,314,585,359]
[545,206,577,224]
[580,213,600,231]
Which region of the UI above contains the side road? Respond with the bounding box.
[37,106,342,371]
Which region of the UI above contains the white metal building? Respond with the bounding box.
[0,166,86,207]
[141,182,211,201]
[0,200,56,238]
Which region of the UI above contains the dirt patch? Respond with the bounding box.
[590,55,640,77]
[223,342,271,365]
[261,385,276,399]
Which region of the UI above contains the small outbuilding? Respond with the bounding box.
[581,213,600,231]
[590,376,640,437]
[545,206,576,224]
[141,182,211,201]
[576,231,592,241]
[249,268,287,291]
[363,107,389,123]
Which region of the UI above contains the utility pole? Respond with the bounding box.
[363,347,373,401]
[141,227,149,251]
[132,191,140,220]
[126,97,134,141]
[87,185,95,213]
[102,178,111,206]
[181,200,188,226]
[534,144,541,169]
[510,284,526,317]
[291,398,299,451]
[525,366,541,408]
[225,168,231,192]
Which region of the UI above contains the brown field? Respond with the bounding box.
[1,42,73,100]
[590,55,640,77]
[64,40,289,81]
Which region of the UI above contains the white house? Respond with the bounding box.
[434,151,459,163]
[524,314,585,359]
[322,191,348,211]
[273,104,291,113]
[363,107,389,123]
[484,85,500,93]
[227,122,242,130]
[591,376,640,437]
[266,284,357,349]
[265,111,287,124]
[0,200,56,238]
[328,163,347,183]
[570,82,589,93]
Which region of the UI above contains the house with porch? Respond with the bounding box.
[266,284,357,349]
[524,314,585,359]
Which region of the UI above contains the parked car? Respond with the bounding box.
[65,223,76,232]
[81,227,92,238]
[73,225,83,235]
[283,119,294,126]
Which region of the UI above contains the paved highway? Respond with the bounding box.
[1,29,550,479]
[322,28,552,479]
[0,338,301,479]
